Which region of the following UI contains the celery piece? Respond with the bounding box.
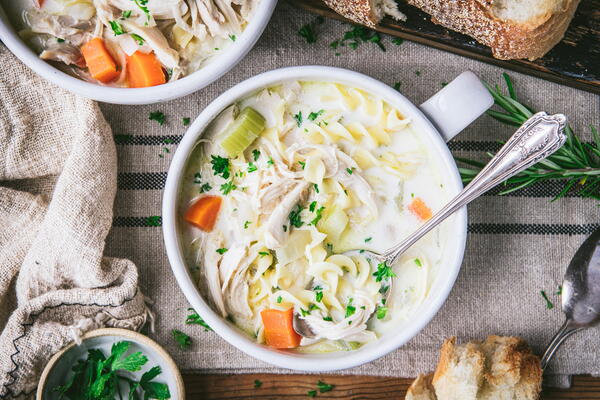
[220,107,266,158]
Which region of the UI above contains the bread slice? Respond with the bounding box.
[404,0,581,60]
[322,0,406,28]
[405,336,542,400]
[406,374,437,400]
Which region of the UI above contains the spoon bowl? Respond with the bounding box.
[541,227,600,369]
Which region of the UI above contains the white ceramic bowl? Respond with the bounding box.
[0,1,277,105]
[162,66,493,371]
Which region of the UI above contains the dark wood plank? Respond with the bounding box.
[183,374,600,399]
[290,0,600,95]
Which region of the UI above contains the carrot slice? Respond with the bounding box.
[126,51,166,88]
[184,196,222,232]
[260,308,301,349]
[408,197,432,221]
[80,38,119,83]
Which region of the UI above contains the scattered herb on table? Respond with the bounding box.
[172,329,192,349]
[393,82,401,91]
[52,341,171,399]
[457,73,600,201]
[541,290,554,309]
[146,216,161,226]
[254,379,262,388]
[392,38,403,45]
[186,308,212,331]
[556,285,563,295]
[331,25,386,53]
[307,390,317,397]
[183,117,191,126]
[149,111,166,125]
[298,16,324,44]
[317,380,334,393]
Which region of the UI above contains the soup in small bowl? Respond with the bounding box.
[163,66,490,370]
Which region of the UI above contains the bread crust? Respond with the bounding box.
[323,0,378,27]
[405,0,581,60]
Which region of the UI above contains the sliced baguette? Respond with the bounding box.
[322,0,406,27]
[404,0,580,60]
[405,336,542,400]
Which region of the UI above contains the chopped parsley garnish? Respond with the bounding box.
[149,111,165,125]
[244,221,251,229]
[121,10,132,19]
[199,183,212,193]
[345,298,356,318]
[252,149,261,161]
[317,380,334,393]
[267,157,274,167]
[308,109,324,121]
[541,290,554,309]
[310,206,325,226]
[313,183,319,193]
[376,306,388,320]
[414,258,422,267]
[183,117,191,126]
[220,180,236,195]
[308,304,319,312]
[298,161,306,169]
[282,225,288,232]
[259,251,270,257]
[364,237,372,242]
[193,172,202,184]
[315,291,323,302]
[216,248,228,255]
[323,316,333,322]
[441,82,448,87]
[293,111,303,127]
[210,155,230,179]
[254,379,262,388]
[56,38,65,43]
[186,308,212,331]
[298,17,323,43]
[289,204,304,228]
[131,33,145,45]
[229,34,237,42]
[393,82,402,91]
[171,329,191,349]
[309,201,317,212]
[131,0,151,23]
[335,25,386,52]
[247,162,258,172]
[276,296,282,303]
[50,341,170,399]
[308,390,317,397]
[373,261,396,282]
[109,20,124,36]
[392,38,404,45]
[300,308,310,317]
[346,167,354,175]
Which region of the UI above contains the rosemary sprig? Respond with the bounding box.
[457,73,600,201]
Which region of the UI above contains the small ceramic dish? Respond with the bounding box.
[0,0,277,105]
[37,328,184,400]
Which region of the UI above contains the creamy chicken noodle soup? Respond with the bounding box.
[179,81,451,352]
[4,0,258,87]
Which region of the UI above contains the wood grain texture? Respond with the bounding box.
[183,374,600,399]
[291,0,600,95]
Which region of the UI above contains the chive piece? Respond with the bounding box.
[244,221,251,229]
[109,20,124,36]
[131,33,145,45]
[364,237,372,243]
[541,290,554,309]
[298,161,306,169]
[293,111,303,127]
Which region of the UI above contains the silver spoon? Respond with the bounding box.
[540,227,600,369]
[294,112,567,339]
[343,112,567,267]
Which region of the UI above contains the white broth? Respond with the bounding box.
[179,81,451,352]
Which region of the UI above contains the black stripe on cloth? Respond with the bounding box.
[111,217,599,235]
[447,141,502,152]
[114,134,182,145]
[116,172,580,198]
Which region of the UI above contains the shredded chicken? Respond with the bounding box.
[263,180,310,249]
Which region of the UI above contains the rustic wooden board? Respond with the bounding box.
[292,0,600,95]
[183,373,600,399]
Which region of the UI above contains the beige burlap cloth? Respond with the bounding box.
[1,1,599,395]
[0,46,147,397]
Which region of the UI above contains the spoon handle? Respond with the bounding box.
[540,319,582,370]
[383,112,567,265]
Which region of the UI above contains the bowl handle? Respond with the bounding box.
[419,71,494,143]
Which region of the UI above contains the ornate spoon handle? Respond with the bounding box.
[383,112,568,265]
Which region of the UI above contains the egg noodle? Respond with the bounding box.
[180,81,449,352]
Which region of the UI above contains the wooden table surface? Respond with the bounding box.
[183,373,600,399]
